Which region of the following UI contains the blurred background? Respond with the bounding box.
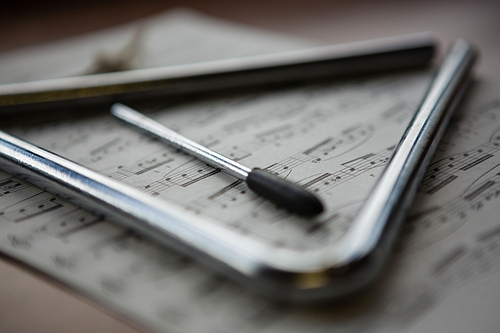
[1,0,499,77]
[0,0,499,332]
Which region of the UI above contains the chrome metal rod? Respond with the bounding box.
[111,103,324,216]
[0,32,436,112]
[340,39,477,263]
[112,103,251,180]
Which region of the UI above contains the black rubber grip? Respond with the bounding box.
[246,169,324,216]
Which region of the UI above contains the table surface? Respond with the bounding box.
[0,0,499,332]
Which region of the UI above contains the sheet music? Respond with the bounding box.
[0,9,499,333]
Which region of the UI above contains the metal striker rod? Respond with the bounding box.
[111,103,324,216]
[111,104,252,181]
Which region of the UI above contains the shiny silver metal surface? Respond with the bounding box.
[0,39,476,301]
[111,103,324,216]
[0,32,436,112]
[111,103,252,180]
[338,39,476,265]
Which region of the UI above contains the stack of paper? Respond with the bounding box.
[0,9,498,333]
